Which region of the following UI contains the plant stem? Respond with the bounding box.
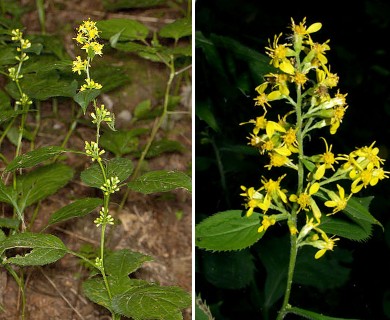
[277,86,304,320]
[4,265,26,319]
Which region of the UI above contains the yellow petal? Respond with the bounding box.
[280,60,295,75]
[267,90,282,101]
[315,248,326,259]
[336,184,345,199]
[324,200,336,207]
[307,22,322,34]
[309,182,320,195]
[314,164,326,180]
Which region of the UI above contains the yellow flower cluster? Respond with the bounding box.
[240,18,389,259]
[72,18,103,91]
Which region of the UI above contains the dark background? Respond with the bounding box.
[195,0,390,319]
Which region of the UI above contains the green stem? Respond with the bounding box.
[211,136,230,208]
[100,195,112,299]
[4,265,26,319]
[277,85,304,320]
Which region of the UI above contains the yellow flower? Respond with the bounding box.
[258,215,276,233]
[265,33,295,70]
[260,174,288,204]
[313,137,343,180]
[72,56,89,75]
[254,83,272,111]
[240,186,270,216]
[324,184,351,215]
[80,78,102,91]
[282,127,299,153]
[289,182,321,221]
[312,232,340,259]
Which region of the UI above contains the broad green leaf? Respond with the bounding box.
[195,210,263,251]
[159,18,192,41]
[134,99,152,119]
[288,306,359,320]
[100,129,146,157]
[0,180,18,207]
[48,197,103,226]
[0,217,19,229]
[127,170,191,194]
[145,139,185,158]
[201,249,255,289]
[0,110,28,123]
[6,146,72,171]
[104,249,153,278]
[82,276,150,312]
[93,64,130,93]
[112,284,191,320]
[73,89,101,114]
[81,157,134,188]
[294,246,351,290]
[0,232,68,266]
[5,73,78,100]
[344,196,383,228]
[0,89,11,110]
[319,215,373,241]
[102,0,165,10]
[16,163,74,207]
[0,46,16,66]
[97,19,149,41]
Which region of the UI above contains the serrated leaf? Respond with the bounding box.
[127,170,191,194]
[80,157,134,188]
[195,296,214,320]
[6,146,72,171]
[16,163,74,207]
[100,129,145,157]
[97,19,149,41]
[0,232,68,266]
[82,277,112,311]
[288,306,359,320]
[48,197,103,226]
[111,284,191,320]
[105,249,153,278]
[145,139,185,158]
[201,249,255,289]
[344,196,383,228]
[73,89,101,114]
[319,215,373,241]
[159,18,192,41]
[195,210,263,251]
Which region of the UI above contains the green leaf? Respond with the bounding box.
[201,249,255,289]
[82,276,150,312]
[134,99,152,119]
[6,146,72,171]
[195,296,214,320]
[294,246,351,290]
[0,217,19,230]
[159,18,192,41]
[16,163,74,207]
[100,130,145,157]
[319,215,373,241]
[344,196,383,228]
[145,139,185,158]
[195,210,263,251]
[0,232,68,266]
[0,110,27,123]
[48,197,103,226]
[0,89,11,110]
[111,284,191,320]
[97,19,149,41]
[288,306,359,320]
[104,249,153,278]
[195,99,219,132]
[80,157,134,188]
[127,170,191,194]
[0,46,16,66]
[73,89,101,114]
[5,73,78,101]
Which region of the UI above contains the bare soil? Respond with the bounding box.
[0,1,192,319]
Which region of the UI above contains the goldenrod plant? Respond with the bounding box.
[195,18,389,319]
[1,10,191,319]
